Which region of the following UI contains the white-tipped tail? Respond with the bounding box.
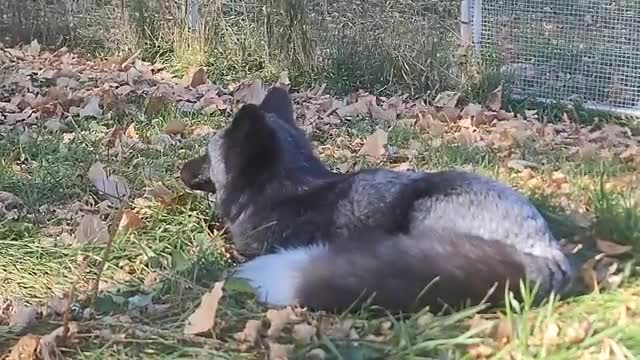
[231,244,328,306]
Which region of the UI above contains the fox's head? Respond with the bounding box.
[180,86,327,219]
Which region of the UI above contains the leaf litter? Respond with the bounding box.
[1,42,640,359]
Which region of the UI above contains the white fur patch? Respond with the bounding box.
[231,244,327,306]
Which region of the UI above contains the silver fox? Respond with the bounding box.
[181,86,579,312]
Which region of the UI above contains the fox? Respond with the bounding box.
[180,86,581,313]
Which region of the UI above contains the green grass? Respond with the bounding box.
[1,108,639,359]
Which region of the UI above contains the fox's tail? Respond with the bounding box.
[233,228,577,312]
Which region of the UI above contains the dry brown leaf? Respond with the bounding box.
[439,106,462,122]
[144,95,170,118]
[496,110,514,121]
[358,129,388,159]
[124,123,139,141]
[184,281,225,335]
[266,308,296,338]
[187,67,208,88]
[88,162,130,204]
[79,96,102,118]
[370,102,396,122]
[269,342,294,360]
[596,239,632,256]
[336,98,369,118]
[144,183,175,206]
[75,214,110,245]
[565,319,591,344]
[468,315,498,338]
[467,343,495,359]
[164,119,187,135]
[292,323,317,345]
[416,112,446,136]
[234,319,263,348]
[7,334,40,360]
[484,85,503,112]
[461,103,484,121]
[433,91,460,108]
[234,79,266,105]
[118,210,144,232]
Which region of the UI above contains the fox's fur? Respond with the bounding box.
[180,87,579,312]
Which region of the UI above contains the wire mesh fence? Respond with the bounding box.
[473,0,640,115]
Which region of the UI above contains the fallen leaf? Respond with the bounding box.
[336,97,369,118]
[234,319,263,348]
[433,91,460,108]
[596,239,632,256]
[266,307,296,338]
[79,96,102,118]
[484,85,502,112]
[461,103,484,121]
[269,342,294,360]
[187,67,208,88]
[7,334,40,360]
[88,162,130,204]
[565,319,591,344]
[164,119,187,135]
[144,183,175,206]
[292,323,317,344]
[118,210,144,232]
[357,129,388,159]
[496,110,514,121]
[124,123,139,141]
[75,214,110,245]
[9,305,40,331]
[467,343,495,359]
[234,79,266,105]
[416,112,446,136]
[370,102,396,122]
[184,281,225,335]
[144,95,170,118]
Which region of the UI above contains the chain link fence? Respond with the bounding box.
[470,0,640,116]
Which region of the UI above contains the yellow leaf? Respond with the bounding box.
[357,129,388,159]
[164,119,187,135]
[184,281,224,335]
[118,210,144,232]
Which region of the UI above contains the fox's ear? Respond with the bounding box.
[181,153,216,193]
[223,103,281,178]
[259,86,295,125]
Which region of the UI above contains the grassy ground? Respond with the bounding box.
[1,98,639,359]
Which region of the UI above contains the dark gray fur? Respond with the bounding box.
[181,86,578,312]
